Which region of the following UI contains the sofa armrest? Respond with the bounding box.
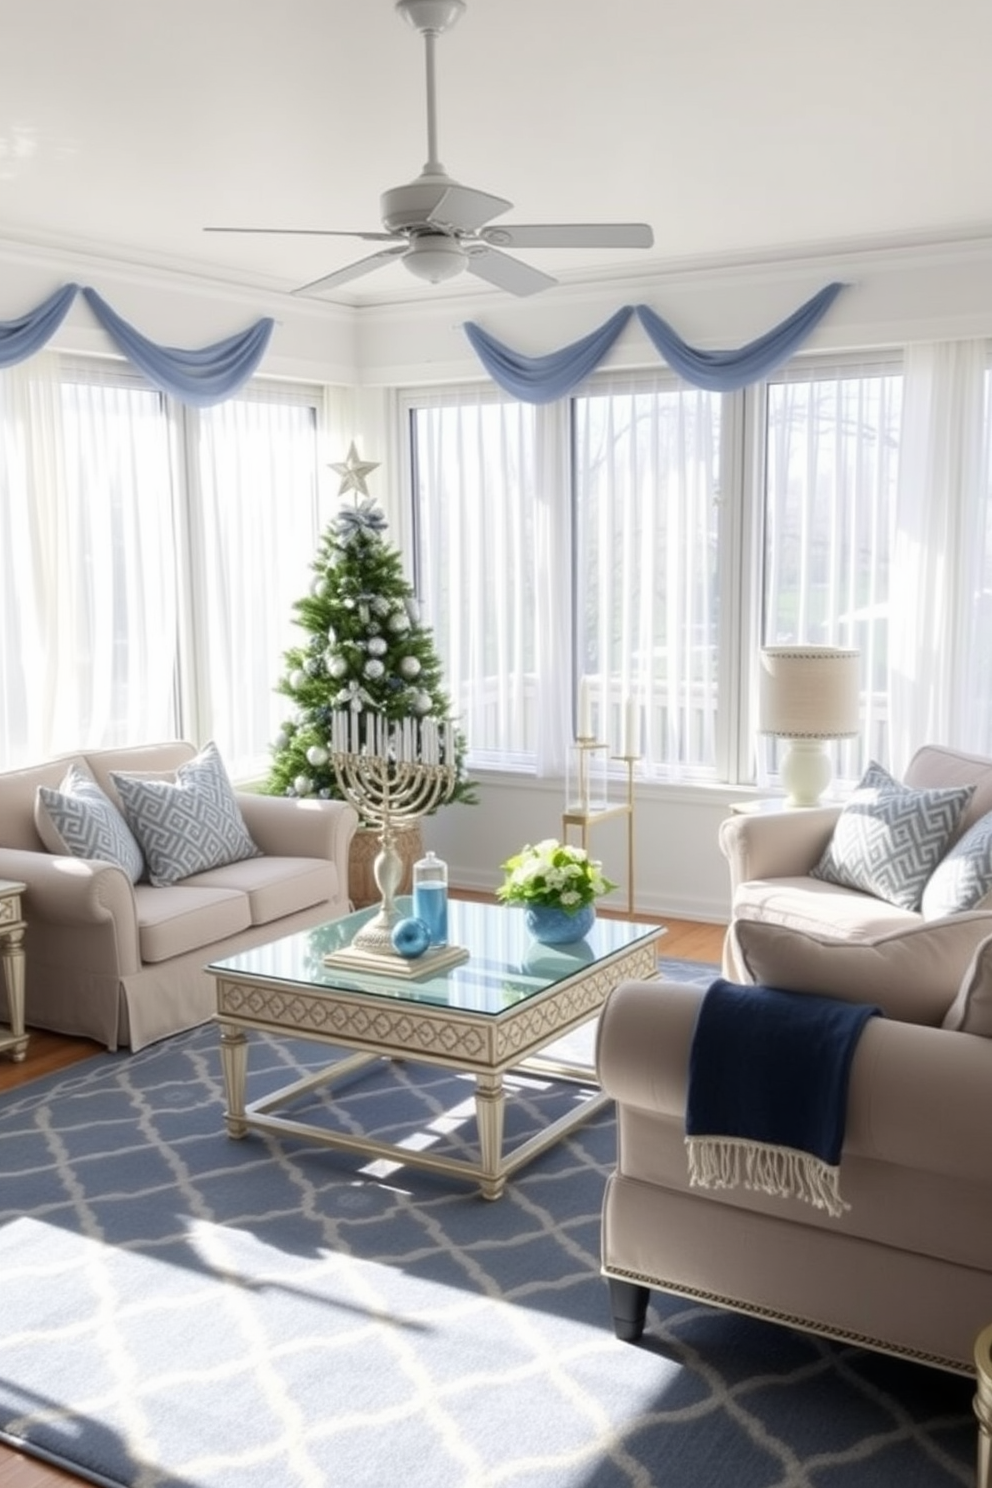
[0,846,141,972]
[596,978,992,1187]
[236,793,359,871]
[718,806,841,894]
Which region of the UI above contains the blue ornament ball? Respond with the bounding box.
[391,917,431,959]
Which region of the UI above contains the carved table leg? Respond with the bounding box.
[609,1277,650,1342]
[474,1071,506,1201]
[0,925,28,1062]
[219,1023,249,1138]
[975,1322,992,1488]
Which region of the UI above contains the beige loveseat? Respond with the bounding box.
[719,744,992,1012]
[0,742,358,1052]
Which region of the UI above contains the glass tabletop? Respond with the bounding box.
[208,896,663,1016]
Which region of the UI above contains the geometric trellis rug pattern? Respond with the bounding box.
[0,959,977,1488]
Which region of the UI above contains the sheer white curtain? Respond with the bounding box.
[762,359,902,783]
[0,355,179,765]
[888,340,987,773]
[191,387,321,779]
[409,388,568,771]
[572,375,722,781]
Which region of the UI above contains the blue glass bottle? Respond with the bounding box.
[413,849,448,947]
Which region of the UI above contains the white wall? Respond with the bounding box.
[420,774,741,924]
[7,225,992,922]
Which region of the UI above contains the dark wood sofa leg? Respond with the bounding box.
[609,1277,650,1342]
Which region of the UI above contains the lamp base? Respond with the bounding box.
[780,739,833,807]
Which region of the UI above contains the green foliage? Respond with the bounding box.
[496,839,617,913]
[265,496,476,816]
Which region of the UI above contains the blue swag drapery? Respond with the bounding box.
[0,284,274,406]
[463,281,847,402]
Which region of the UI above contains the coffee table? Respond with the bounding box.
[208,897,663,1199]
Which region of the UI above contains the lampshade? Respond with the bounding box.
[759,647,861,739]
[759,646,861,806]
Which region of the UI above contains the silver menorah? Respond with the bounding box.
[327,712,459,967]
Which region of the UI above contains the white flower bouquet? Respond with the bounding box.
[496,838,617,914]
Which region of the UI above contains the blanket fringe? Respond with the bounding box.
[685,1135,849,1218]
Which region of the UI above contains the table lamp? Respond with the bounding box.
[759,646,861,806]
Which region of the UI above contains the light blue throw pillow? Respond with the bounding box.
[35,763,145,883]
[810,760,974,912]
[111,742,261,887]
[921,808,992,920]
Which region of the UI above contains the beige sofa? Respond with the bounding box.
[597,973,992,1374]
[0,742,358,1052]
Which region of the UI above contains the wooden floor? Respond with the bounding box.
[0,910,724,1487]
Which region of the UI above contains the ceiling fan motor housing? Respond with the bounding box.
[380,179,454,236]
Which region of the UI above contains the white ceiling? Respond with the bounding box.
[3,0,992,306]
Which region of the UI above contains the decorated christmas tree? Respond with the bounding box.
[265,444,475,814]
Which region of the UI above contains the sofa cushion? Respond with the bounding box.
[35,764,145,883]
[921,808,992,920]
[810,760,974,911]
[112,742,261,887]
[733,915,992,1026]
[134,883,252,963]
[733,875,916,940]
[181,856,335,926]
[942,934,992,1037]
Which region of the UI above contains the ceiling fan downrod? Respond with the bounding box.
[396,0,465,174]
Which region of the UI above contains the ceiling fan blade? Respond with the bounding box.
[425,183,513,234]
[479,223,654,250]
[205,227,400,242]
[292,246,408,297]
[464,245,557,297]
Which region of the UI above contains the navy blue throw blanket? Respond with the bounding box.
[686,979,881,1218]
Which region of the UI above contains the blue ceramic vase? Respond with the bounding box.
[525,902,596,945]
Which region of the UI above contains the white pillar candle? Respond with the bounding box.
[578,678,591,739]
[622,697,640,757]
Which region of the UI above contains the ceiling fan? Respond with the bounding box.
[205,0,654,298]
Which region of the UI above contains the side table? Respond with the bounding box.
[0,880,29,1062]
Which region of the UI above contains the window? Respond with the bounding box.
[572,377,722,779]
[761,357,903,780]
[0,355,321,776]
[409,391,542,767]
[407,373,723,780]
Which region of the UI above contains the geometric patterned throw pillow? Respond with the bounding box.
[921,808,992,920]
[111,741,261,887]
[35,763,146,883]
[810,759,975,912]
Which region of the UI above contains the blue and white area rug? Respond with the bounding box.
[0,959,976,1488]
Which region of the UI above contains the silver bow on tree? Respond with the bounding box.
[335,678,377,712]
[332,498,389,545]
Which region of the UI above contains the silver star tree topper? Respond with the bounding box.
[330,442,380,499]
